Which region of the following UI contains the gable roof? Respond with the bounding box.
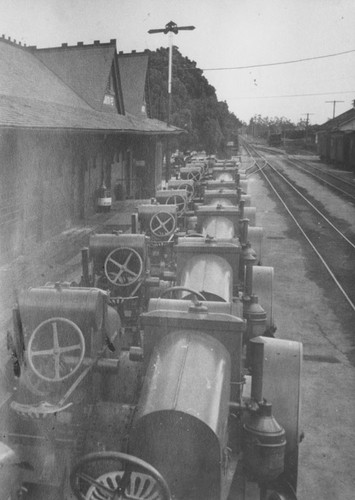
[30,39,125,113]
[319,107,355,131]
[0,36,183,136]
[0,36,91,110]
[117,51,149,117]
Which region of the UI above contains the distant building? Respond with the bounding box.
[317,105,355,172]
[0,36,183,259]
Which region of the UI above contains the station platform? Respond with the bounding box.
[0,199,147,336]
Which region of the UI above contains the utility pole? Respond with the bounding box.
[302,113,314,143]
[325,100,344,119]
[148,21,195,181]
[302,113,314,126]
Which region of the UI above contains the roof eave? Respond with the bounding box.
[0,124,186,135]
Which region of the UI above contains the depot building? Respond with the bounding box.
[0,36,183,259]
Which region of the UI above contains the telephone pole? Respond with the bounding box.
[302,113,314,144]
[148,21,195,126]
[302,113,314,126]
[325,100,344,119]
[148,21,195,180]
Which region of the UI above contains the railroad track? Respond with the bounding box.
[282,155,355,202]
[251,142,355,201]
[241,139,355,314]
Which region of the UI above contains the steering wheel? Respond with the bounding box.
[104,247,143,287]
[187,170,202,182]
[149,211,176,239]
[177,182,194,201]
[165,194,186,217]
[160,286,205,301]
[27,317,85,383]
[70,451,171,500]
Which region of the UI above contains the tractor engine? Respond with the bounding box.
[81,232,159,325]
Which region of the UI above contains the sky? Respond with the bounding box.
[1,0,354,125]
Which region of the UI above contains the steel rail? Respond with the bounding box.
[244,141,355,313]
[284,157,355,201]
[250,142,355,195]
[246,144,355,251]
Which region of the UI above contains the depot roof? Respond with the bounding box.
[318,107,355,132]
[0,36,182,136]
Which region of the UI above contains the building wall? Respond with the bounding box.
[0,129,103,259]
[0,129,164,260]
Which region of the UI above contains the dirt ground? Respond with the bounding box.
[246,155,355,500]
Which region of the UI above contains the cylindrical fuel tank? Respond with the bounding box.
[176,239,241,291]
[204,189,238,206]
[202,216,235,239]
[18,286,106,356]
[205,180,236,191]
[212,166,237,180]
[130,331,231,500]
[18,286,105,333]
[180,165,203,181]
[205,198,235,207]
[214,171,234,182]
[180,253,233,302]
[167,178,194,190]
[147,297,243,319]
[137,204,176,233]
[155,189,187,202]
[89,233,148,269]
[196,205,240,237]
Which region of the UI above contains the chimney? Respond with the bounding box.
[62,43,68,47]
[77,41,84,46]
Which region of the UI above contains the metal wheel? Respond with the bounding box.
[27,317,85,383]
[165,194,186,217]
[178,182,194,201]
[149,211,176,239]
[70,451,171,500]
[160,286,205,301]
[104,247,143,287]
[187,170,201,182]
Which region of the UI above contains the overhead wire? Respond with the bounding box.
[231,90,355,100]
[200,49,355,71]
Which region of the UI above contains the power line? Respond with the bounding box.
[325,100,344,118]
[231,90,355,100]
[200,48,355,71]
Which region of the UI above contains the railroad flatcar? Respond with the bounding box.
[1,151,302,500]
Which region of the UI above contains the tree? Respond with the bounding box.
[146,47,242,156]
